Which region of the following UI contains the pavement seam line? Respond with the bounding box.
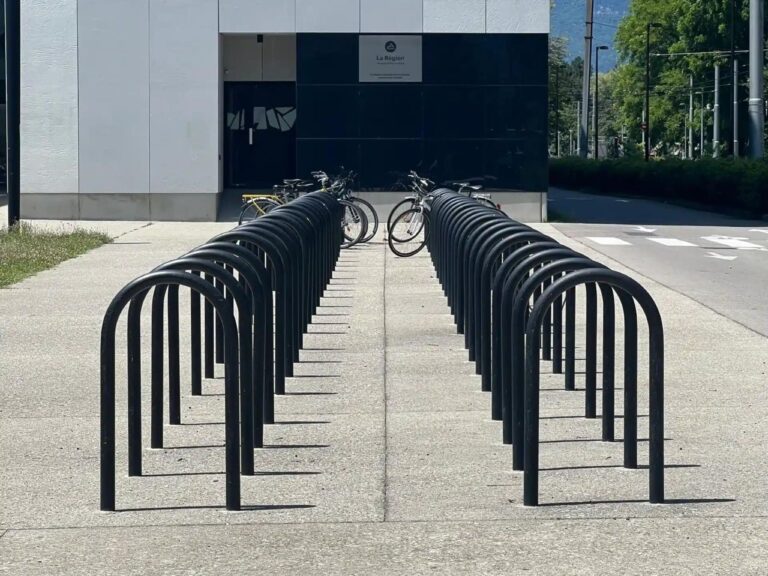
[382,240,390,523]
[110,221,154,241]
[547,224,768,339]
[5,514,767,534]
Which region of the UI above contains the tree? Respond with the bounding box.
[549,37,584,155]
[611,0,756,156]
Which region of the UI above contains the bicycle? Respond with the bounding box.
[387,176,502,257]
[238,179,313,225]
[312,169,379,244]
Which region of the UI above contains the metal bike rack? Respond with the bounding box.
[100,192,344,512]
[423,191,667,507]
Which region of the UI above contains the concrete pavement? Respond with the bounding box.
[1,216,767,574]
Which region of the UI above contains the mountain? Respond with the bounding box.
[551,0,629,68]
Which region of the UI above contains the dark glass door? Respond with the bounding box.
[224,82,297,188]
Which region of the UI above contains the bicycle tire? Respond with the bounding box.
[473,197,499,211]
[386,198,417,234]
[339,200,368,249]
[388,208,429,258]
[351,197,379,243]
[238,199,280,225]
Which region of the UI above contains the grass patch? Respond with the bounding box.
[0,222,111,288]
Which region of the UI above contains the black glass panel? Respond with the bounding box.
[483,35,548,85]
[423,86,485,139]
[359,86,423,138]
[423,140,485,185]
[485,86,548,139]
[296,139,361,178]
[297,34,359,84]
[423,35,487,85]
[359,140,423,187]
[484,138,548,190]
[296,86,359,138]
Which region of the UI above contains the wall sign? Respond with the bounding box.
[359,35,422,83]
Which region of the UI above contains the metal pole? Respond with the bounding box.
[5,0,21,226]
[580,0,595,158]
[594,47,600,160]
[555,67,560,157]
[700,92,705,155]
[689,75,694,159]
[576,101,582,155]
[732,0,740,157]
[645,23,652,161]
[748,0,765,158]
[714,64,721,157]
[734,62,740,156]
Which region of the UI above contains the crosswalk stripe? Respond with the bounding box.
[648,238,698,247]
[702,235,763,249]
[587,237,632,246]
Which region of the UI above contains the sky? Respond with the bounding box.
[551,0,629,68]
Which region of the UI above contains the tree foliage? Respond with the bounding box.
[550,0,766,157]
[612,0,754,155]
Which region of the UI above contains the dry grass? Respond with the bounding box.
[0,222,110,287]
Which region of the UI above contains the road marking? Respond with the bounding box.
[635,226,657,233]
[615,199,631,203]
[749,229,768,235]
[705,252,738,261]
[702,235,764,250]
[648,238,698,247]
[587,237,632,246]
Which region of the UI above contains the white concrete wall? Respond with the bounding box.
[361,0,423,33]
[150,0,219,194]
[20,0,79,194]
[296,0,360,33]
[486,0,549,34]
[78,0,150,194]
[423,0,486,33]
[219,0,548,34]
[220,0,296,34]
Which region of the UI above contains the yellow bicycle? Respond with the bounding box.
[238,179,313,224]
[238,193,284,224]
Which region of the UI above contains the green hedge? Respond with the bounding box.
[549,158,768,217]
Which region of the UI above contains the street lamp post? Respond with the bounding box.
[594,45,609,160]
[645,22,662,162]
[731,0,740,157]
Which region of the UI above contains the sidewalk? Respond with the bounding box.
[0,221,766,575]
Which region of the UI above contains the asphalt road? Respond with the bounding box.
[548,187,768,336]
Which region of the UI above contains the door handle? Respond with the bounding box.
[248,128,253,146]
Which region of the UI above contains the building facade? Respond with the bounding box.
[21,0,549,221]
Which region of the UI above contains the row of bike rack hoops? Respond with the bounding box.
[100,192,344,511]
[98,189,665,511]
[427,191,666,506]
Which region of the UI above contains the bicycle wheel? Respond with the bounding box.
[388,208,429,257]
[473,196,500,211]
[339,200,368,248]
[238,199,279,225]
[386,198,417,234]
[351,197,379,243]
